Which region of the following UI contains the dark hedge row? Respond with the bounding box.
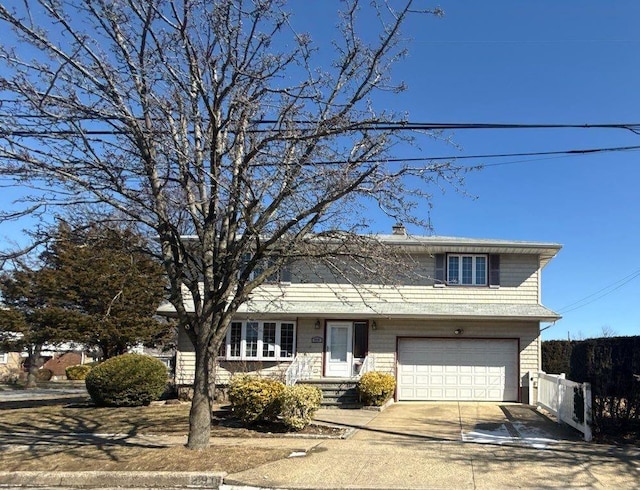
[569,337,640,429]
[543,337,640,433]
[541,340,575,374]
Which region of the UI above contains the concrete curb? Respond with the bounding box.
[0,471,226,488]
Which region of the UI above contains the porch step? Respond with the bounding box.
[299,379,362,408]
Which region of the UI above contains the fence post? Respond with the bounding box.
[527,371,534,405]
[583,382,593,442]
[557,373,566,423]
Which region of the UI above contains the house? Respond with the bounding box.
[163,228,561,404]
[0,351,23,383]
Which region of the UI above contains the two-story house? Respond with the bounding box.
[165,227,561,404]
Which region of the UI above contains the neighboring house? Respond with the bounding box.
[0,351,23,382]
[161,227,561,404]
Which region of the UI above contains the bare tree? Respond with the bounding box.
[0,0,461,448]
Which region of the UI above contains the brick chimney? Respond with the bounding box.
[392,223,406,235]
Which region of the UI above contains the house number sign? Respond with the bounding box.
[311,336,323,343]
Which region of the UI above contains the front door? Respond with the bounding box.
[325,321,353,377]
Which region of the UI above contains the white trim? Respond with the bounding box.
[0,352,7,364]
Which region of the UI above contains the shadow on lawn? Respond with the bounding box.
[0,396,177,464]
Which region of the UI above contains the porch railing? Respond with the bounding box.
[536,371,592,441]
[357,355,375,377]
[285,354,313,386]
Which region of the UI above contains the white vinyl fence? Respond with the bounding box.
[536,371,592,442]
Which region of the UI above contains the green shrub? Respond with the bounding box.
[36,368,53,381]
[277,385,322,430]
[85,354,167,407]
[357,371,396,406]
[66,364,92,380]
[228,375,285,424]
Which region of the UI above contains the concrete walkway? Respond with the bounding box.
[225,402,640,489]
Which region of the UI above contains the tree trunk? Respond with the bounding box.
[187,335,212,449]
[25,344,44,389]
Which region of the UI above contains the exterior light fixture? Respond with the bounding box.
[372,321,377,330]
[454,329,463,335]
[314,320,321,329]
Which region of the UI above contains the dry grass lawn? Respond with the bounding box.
[0,396,312,473]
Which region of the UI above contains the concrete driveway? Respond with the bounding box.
[347,402,581,448]
[225,403,640,489]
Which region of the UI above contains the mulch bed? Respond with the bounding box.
[211,405,347,438]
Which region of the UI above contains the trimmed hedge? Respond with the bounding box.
[228,375,285,424]
[357,371,395,406]
[66,364,92,380]
[85,354,167,407]
[541,340,574,374]
[278,385,322,430]
[569,336,640,429]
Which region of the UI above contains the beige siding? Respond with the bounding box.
[251,254,540,305]
[176,320,541,398]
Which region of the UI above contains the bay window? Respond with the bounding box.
[220,320,296,360]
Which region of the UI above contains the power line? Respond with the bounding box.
[558,269,640,315]
[1,118,640,136]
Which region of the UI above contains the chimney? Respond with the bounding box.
[392,223,406,235]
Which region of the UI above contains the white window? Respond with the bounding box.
[0,353,7,364]
[447,254,487,286]
[221,320,296,361]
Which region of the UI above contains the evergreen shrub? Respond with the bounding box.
[541,340,575,374]
[85,353,167,407]
[357,371,396,406]
[277,385,322,430]
[66,364,92,380]
[36,368,53,381]
[570,337,640,429]
[228,375,285,424]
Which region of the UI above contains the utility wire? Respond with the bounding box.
[558,269,640,314]
[2,119,640,136]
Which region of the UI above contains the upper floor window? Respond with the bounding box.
[220,320,295,361]
[435,253,500,287]
[447,254,487,286]
[0,352,7,364]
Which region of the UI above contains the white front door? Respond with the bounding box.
[325,322,353,377]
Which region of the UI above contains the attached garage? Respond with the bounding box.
[397,338,519,401]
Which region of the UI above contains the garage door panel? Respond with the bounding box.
[398,338,518,401]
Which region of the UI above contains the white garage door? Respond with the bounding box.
[397,338,518,401]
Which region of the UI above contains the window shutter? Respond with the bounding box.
[434,254,445,284]
[280,264,292,283]
[489,254,500,286]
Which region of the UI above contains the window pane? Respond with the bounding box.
[280,323,294,358]
[475,256,487,285]
[462,256,473,284]
[229,322,242,357]
[262,322,276,357]
[448,256,459,284]
[246,322,259,358]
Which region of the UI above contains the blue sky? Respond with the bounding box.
[293,1,640,340]
[1,1,639,340]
